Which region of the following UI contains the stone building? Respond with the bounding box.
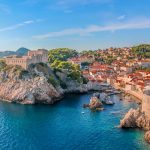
[5,49,48,69]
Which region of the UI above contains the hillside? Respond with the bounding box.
[0,47,30,58]
[132,44,150,58]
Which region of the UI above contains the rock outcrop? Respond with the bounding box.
[89,97,103,110]
[120,108,141,128]
[0,61,106,105]
[120,86,150,143]
[0,63,89,104]
[145,131,150,143]
[55,71,88,93]
[0,64,62,104]
[120,107,150,143]
[83,97,103,111]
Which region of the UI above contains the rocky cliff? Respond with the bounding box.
[120,87,150,143]
[120,107,150,143]
[0,63,89,104]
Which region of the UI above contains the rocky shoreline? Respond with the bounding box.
[111,84,150,143]
[120,107,150,143]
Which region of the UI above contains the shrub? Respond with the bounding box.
[48,76,58,87]
[59,80,67,89]
[0,60,6,71]
[82,77,89,84]
[48,48,78,63]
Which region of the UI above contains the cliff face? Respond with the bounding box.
[120,107,150,143]
[0,64,62,104]
[0,63,90,104]
[120,108,150,130]
[0,77,61,104]
[120,87,150,143]
[55,71,88,93]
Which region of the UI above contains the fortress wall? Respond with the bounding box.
[5,49,48,70]
[114,83,150,118]
[125,90,143,100]
[142,95,150,118]
[5,58,28,69]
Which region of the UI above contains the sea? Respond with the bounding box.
[0,93,150,150]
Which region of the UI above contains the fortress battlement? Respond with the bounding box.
[5,49,48,69]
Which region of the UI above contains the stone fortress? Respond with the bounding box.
[5,49,48,69]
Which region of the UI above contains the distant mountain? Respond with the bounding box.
[0,47,30,58]
[16,47,30,56]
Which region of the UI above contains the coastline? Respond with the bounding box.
[115,84,150,143]
[112,84,143,102]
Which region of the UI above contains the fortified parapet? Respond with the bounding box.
[5,49,48,70]
[142,86,150,118]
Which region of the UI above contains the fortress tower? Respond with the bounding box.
[5,49,48,70]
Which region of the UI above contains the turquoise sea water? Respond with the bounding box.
[0,93,150,150]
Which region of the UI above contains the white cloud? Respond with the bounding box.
[0,20,36,32]
[117,15,126,20]
[24,20,35,24]
[33,18,150,39]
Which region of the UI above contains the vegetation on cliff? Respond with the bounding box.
[48,48,78,63]
[48,48,88,84]
[50,60,88,84]
[0,60,6,71]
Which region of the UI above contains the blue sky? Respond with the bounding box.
[0,0,150,51]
